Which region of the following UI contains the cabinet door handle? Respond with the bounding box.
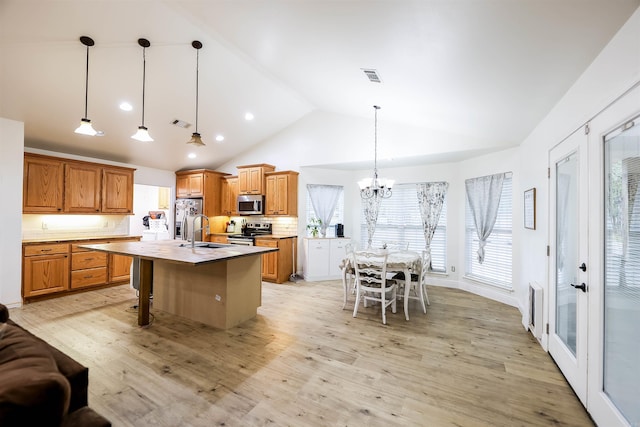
[85,257,94,261]
[84,275,93,279]
[41,249,52,252]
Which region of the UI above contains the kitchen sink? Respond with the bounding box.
[178,243,228,249]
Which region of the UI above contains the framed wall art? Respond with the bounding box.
[524,188,536,230]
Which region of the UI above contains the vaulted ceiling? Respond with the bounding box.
[1,0,638,172]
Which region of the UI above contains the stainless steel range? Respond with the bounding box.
[227,222,272,246]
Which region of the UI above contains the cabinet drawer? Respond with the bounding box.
[24,243,69,256]
[71,267,107,288]
[72,251,107,270]
[255,239,278,248]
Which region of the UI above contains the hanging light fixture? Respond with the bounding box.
[359,105,394,199]
[131,38,153,142]
[74,36,98,136]
[186,40,206,146]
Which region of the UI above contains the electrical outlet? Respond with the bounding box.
[103,221,109,228]
[451,266,456,272]
[41,221,48,230]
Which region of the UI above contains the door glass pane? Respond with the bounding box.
[604,120,640,425]
[556,152,578,355]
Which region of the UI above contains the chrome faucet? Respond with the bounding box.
[191,214,210,248]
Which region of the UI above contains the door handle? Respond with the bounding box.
[571,283,587,293]
[579,263,586,272]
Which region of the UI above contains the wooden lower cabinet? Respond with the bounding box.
[109,253,133,283]
[23,237,140,300]
[255,237,295,284]
[23,243,70,297]
[71,249,108,289]
[209,235,229,244]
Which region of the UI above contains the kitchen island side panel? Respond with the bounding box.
[152,255,262,329]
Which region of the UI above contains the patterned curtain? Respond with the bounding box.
[465,173,505,264]
[363,195,382,248]
[416,182,449,270]
[307,184,343,237]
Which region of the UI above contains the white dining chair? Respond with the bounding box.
[352,250,397,325]
[341,242,358,309]
[393,250,430,314]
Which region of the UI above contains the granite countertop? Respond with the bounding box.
[22,235,142,245]
[80,239,278,266]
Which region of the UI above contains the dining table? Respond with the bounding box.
[340,249,422,321]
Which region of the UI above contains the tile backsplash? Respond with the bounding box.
[22,214,130,240]
[229,216,298,236]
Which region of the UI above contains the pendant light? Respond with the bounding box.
[359,105,394,199]
[131,38,153,142]
[74,36,98,136]
[186,40,205,146]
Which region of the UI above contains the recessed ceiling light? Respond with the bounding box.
[244,112,254,121]
[119,102,133,111]
[215,134,224,142]
[187,153,196,159]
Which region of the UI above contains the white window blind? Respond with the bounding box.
[359,183,448,273]
[306,187,344,237]
[465,175,513,288]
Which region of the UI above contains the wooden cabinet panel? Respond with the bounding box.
[265,171,298,216]
[102,167,134,213]
[221,176,238,215]
[255,238,295,284]
[23,155,64,213]
[24,243,69,257]
[64,162,102,213]
[237,164,275,195]
[71,251,107,270]
[256,239,278,281]
[109,253,133,283]
[71,267,107,289]
[209,235,229,244]
[176,172,204,198]
[23,252,70,297]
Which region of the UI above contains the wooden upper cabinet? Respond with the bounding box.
[237,164,275,195]
[265,171,298,216]
[23,154,64,213]
[102,167,134,214]
[176,171,204,198]
[24,153,135,215]
[221,176,238,216]
[64,162,102,213]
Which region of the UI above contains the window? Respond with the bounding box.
[359,183,448,273]
[464,175,512,288]
[306,187,344,237]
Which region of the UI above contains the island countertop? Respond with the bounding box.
[80,240,278,266]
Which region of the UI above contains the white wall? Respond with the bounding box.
[517,8,640,344]
[0,118,24,307]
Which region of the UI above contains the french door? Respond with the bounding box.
[549,83,640,427]
[549,129,589,404]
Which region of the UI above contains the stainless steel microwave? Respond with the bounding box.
[237,194,264,215]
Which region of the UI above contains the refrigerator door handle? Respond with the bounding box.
[182,216,188,240]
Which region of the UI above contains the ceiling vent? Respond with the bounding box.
[171,119,191,128]
[362,68,382,83]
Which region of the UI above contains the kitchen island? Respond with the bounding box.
[80,240,278,329]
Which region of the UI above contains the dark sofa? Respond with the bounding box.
[0,303,111,427]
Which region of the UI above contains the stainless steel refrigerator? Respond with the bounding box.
[174,198,203,241]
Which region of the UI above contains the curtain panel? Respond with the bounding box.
[465,173,505,264]
[307,184,343,237]
[416,182,449,270]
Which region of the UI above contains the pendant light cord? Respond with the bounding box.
[195,48,199,133]
[373,105,380,181]
[141,46,147,127]
[83,44,89,119]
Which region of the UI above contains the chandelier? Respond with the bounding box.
[358,105,394,199]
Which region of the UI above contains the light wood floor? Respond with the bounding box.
[9,281,593,427]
